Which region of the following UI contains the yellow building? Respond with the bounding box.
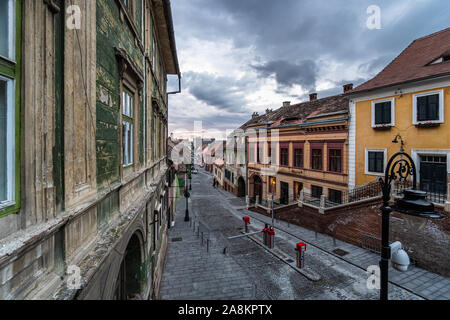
[247,91,350,206]
[348,28,450,211]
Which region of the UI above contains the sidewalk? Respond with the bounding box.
[222,191,450,300]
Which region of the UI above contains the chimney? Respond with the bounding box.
[283,101,291,107]
[309,93,317,101]
[343,83,353,93]
[266,108,272,115]
[252,112,260,119]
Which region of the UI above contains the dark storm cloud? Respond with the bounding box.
[252,60,318,91]
[183,71,251,113]
[169,0,450,135]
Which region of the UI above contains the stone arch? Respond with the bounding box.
[112,230,145,300]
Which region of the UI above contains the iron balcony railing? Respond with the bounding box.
[393,180,447,204]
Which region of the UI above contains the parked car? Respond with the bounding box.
[192,168,199,174]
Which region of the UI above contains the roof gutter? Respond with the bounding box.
[162,0,181,77]
[252,117,349,131]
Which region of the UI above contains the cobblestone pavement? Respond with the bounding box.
[159,169,431,300]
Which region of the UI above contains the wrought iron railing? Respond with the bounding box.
[393,180,447,204]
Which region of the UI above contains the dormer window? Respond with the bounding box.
[429,51,450,65]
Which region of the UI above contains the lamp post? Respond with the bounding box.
[189,164,192,191]
[378,149,445,300]
[184,171,190,222]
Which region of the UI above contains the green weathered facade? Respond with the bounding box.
[0,0,180,300]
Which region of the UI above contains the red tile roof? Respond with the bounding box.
[351,27,450,93]
[243,95,349,129]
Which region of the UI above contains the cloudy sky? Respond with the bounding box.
[167,0,449,140]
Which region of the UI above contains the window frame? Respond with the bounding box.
[279,143,289,167]
[0,0,21,218]
[328,148,343,173]
[371,98,395,128]
[294,181,303,200]
[311,149,323,171]
[412,90,444,125]
[122,88,134,168]
[365,148,387,176]
[269,176,276,194]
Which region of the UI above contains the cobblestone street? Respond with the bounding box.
[158,169,448,300]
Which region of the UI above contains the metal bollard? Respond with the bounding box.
[201,232,204,245]
[243,216,250,233]
[207,239,210,253]
[295,243,307,268]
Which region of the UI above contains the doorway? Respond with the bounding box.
[280,181,289,205]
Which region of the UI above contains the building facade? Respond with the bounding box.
[348,28,450,212]
[0,0,180,300]
[247,92,350,207]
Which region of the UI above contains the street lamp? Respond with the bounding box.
[378,149,445,300]
[184,171,190,222]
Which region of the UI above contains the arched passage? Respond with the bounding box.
[237,176,246,198]
[113,233,143,300]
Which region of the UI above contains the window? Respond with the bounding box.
[311,149,323,170]
[280,146,289,166]
[372,98,394,127]
[311,186,323,199]
[417,95,439,121]
[122,90,134,167]
[366,149,386,174]
[249,143,256,163]
[294,182,303,200]
[328,189,343,204]
[122,0,133,17]
[256,144,261,164]
[0,0,15,60]
[269,176,276,194]
[0,77,14,206]
[294,148,303,168]
[328,149,342,173]
[413,90,444,124]
[0,0,19,215]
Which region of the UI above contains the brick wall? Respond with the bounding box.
[252,199,450,277]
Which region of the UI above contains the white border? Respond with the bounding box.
[412,89,444,125]
[365,148,387,176]
[371,98,395,128]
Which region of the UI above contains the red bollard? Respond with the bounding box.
[267,227,275,249]
[296,243,307,268]
[243,216,250,233]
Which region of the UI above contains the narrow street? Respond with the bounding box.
[159,169,424,300]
